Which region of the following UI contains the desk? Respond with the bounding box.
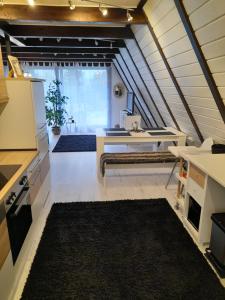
[96,127,187,175]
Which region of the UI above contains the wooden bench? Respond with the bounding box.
[100,151,177,178]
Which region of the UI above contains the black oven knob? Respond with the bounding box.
[19,176,27,186]
[6,192,16,205]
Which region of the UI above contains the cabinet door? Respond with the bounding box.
[0,218,10,269]
[31,81,47,133]
[40,152,50,184]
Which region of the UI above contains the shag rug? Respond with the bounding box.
[52,135,96,152]
[21,199,225,300]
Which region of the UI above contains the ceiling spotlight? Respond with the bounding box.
[54,53,57,57]
[78,38,82,42]
[110,42,113,49]
[27,0,36,6]
[95,40,99,46]
[93,53,97,57]
[127,10,133,22]
[68,0,75,10]
[57,38,61,43]
[99,4,108,17]
[39,37,44,42]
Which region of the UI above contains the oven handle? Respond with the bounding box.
[11,187,30,217]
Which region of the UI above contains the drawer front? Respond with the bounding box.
[187,178,205,207]
[0,218,10,269]
[189,163,206,189]
[29,164,41,205]
[40,152,50,184]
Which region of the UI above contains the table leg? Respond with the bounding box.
[96,137,104,178]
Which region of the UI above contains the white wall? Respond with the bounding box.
[110,64,127,127]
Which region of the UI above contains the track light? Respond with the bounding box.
[68,0,75,10]
[28,0,35,6]
[99,4,108,17]
[95,40,99,46]
[127,10,133,22]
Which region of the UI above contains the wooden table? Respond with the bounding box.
[96,127,187,176]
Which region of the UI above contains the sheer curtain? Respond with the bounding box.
[59,67,109,132]
[23,65,110,132]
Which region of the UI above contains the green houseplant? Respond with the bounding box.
[45,80,68,135]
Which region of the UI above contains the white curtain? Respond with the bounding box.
[23,64,110,132]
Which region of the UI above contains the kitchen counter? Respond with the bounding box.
[0,150,38,202]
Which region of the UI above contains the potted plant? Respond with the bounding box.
[45,80,68,135]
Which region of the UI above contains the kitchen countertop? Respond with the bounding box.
[0,150,38,202]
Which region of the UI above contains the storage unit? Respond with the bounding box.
[0,78,47,150]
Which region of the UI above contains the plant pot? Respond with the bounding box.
[52,126,61,135]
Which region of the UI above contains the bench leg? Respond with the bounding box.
[165,160,178,189]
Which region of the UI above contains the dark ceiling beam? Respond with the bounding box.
[0,6,146,25]
[2,57,112,63]
[174,0,225,124]
[114,58,152,127]
[0,21,26,46]
[144,11,204,142]
[6,25,134,39]
[130,30,180,130]
[2,47,119,54]
[137,0,148,9]
[119,53,157,126]
[11,38,126,48]
[113,60,149,127]
[2,53,115,59]
[124,46,166,127]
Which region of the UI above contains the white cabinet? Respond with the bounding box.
[0,79,46,150]
[183,162,225,245]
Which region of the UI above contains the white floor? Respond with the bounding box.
[12,132,225,299]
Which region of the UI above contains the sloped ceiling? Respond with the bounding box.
[117,0,225,144]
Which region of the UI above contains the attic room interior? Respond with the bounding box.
[0,0,225,299]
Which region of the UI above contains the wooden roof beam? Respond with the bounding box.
[6,25,134,39]
[0,6,146,25]
[2,53,115,59]
[1,47,119,54]
[10,38,126,48]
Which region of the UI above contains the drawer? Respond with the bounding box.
[189,163,206,189]
[29,164,41,205]
[187,178,205,207]
[40,152,50,184]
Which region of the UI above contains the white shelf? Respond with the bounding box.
[175,173,187,186]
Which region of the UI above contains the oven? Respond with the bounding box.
[5,174,32,264]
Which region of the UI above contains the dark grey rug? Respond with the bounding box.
[52,135,96,152]
[21,199,225,300]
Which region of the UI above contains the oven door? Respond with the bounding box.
[6,185,32,264]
